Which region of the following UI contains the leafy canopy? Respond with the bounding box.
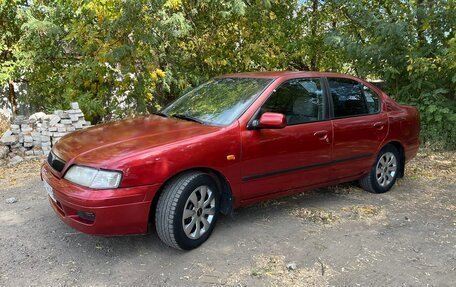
[1,0,455,148]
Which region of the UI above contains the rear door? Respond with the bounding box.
[240,77,332,200]
[326,77,388,180]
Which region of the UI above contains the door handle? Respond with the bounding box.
[373,122,384,130]
[313,130,330,143]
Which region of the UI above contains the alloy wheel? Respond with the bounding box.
[182,185,216,239]
[376,152,397,187]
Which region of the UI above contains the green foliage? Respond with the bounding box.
[0,0,455,149]
[0,0,25,84]
[18,0,167,121]
[326,0,456,149]
[409,89,456,149]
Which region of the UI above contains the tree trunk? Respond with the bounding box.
[310,0,319,71]
[416,0,425,48]
[8,80,17,115]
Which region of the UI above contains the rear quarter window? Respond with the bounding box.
[363,85,381,114]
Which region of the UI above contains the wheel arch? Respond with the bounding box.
[149,167,234,224]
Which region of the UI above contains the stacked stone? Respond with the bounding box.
[8,115,42,156]
[0,102,91,161]
[47,102,91,146]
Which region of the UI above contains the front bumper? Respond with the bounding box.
[41,163,160,236]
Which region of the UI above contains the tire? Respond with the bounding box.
[155,171,220,250]
[359,145,401,193]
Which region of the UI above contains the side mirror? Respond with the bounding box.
[254,112,286,129]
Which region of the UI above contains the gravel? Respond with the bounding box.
[0,151,455,286]
[5,197,17,204]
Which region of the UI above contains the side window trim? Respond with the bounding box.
[322,77,334,119]
[247,77,331,129]
[324,77,383,120]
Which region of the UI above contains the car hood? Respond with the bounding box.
[53,115,220,169]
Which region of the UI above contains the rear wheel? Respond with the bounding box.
[155,171,220,250]
[359,145,400,193]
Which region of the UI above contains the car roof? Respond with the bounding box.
[221,71,361,80]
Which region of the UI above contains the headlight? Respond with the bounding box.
[64,165,122,189]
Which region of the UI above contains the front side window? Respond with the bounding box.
[162,77,272,126]
[260,78,326,125]
[328,78,368,118]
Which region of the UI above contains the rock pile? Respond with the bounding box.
[0,102,91,164]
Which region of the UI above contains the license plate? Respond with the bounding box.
[43,180,56,202]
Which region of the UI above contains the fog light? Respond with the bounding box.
[77,211,96,222]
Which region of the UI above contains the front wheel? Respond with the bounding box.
[359,145,401,193]
[155,172,220,250]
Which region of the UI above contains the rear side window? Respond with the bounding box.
[328,78,368,117]
[261,78,326,125]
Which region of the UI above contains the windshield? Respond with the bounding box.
[162,77,272,126]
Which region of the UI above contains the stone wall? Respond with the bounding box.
[0,102,91,165]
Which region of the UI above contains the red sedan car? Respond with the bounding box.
[41,71,420,250]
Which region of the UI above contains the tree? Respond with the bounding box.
[326,0,456,147]
[1,0,454,148]
[19,0,168,121]
[0,0,27,115]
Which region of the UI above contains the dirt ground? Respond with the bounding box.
[0,150,455,287]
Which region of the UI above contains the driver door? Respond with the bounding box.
[240,77,332,200]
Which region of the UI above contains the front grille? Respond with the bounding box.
[47,151,66,173]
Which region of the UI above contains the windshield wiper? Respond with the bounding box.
[153,111,168,117]
[171,114,205,125]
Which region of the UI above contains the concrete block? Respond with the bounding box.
[13,116,25,125]
[49,115,61,126]
[0,146,9,159]
[24,135,33,143]
[40,135,51,142]
[60,112,70,119]
[9,155,24,165]
[29,112,46,122]
[61,119,72,125]
[11,143,21,149]
[53,110,64,116]
[68,109,83,114]
[21,125,32,132]
[70,102,80,109]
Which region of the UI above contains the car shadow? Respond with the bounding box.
[55,182,368,257]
